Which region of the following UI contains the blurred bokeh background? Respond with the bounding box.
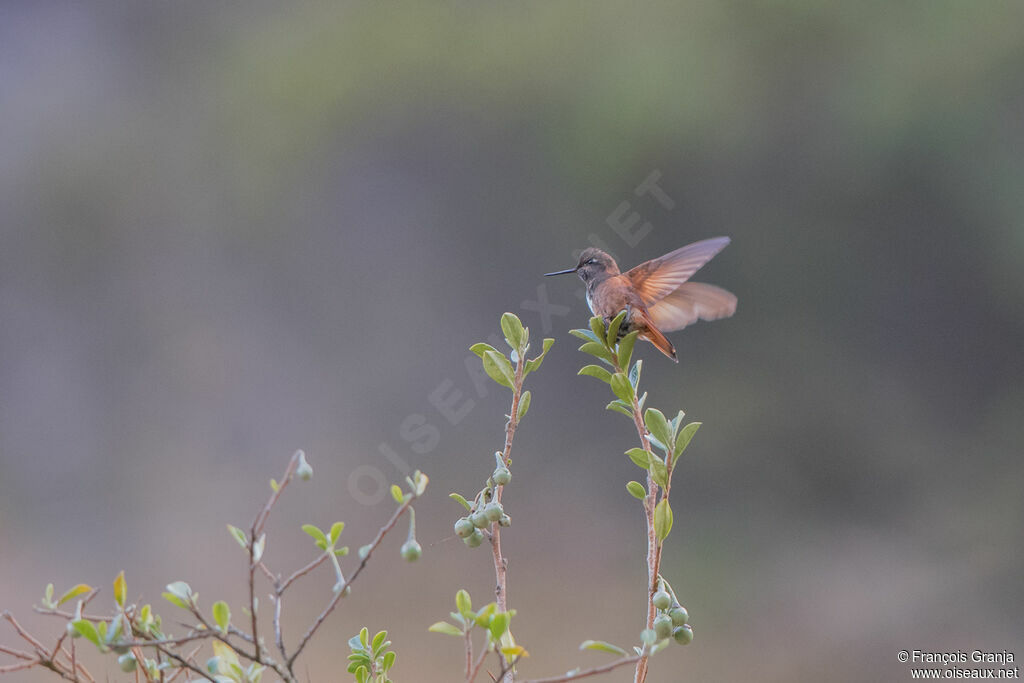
[2,2,1022,681]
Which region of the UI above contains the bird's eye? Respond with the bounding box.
[586,258,597,264]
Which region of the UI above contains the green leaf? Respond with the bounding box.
[517,390,531,420]
[588,316,607,342]
[674,422,702,465]
[649,454,668,489]
[578,364,612,383]
[359,626,369,648]
[301,524,328,550]
[161,592,188,610]
[502,645,528,659]
[609,373,635,403]
[625,448,650,469]
[212,601,230,633]
[469,342,499,359]
[482,350,515,389]
[616,330,639,369]
[269,478,279,492]
[500,313,525,350]
[226,524,248,549]
[525,338,554,375]
[647,432,668,453]
[382,650,396,671]
[629,359,643,388]
[670,410,685,435]
[72,619,102,648]
[580,640,628,656]
[605,399,633,418]
[390,484,404,504]
[654,499,673,542]
[58,584,92,606]
[112,571,126,608]
[411,469,429,496]
[455,589,472,618]
[644,409,674,457]
[579,341,614,365]
[569,328,600,344]
[606,310,627,347]
[474,603,497,627]
[489,612,509,641]
[449,493,472,511]
[164,581,193,604]
[371,630,387,652]
[626,481,646,499]
[329,522,345,546]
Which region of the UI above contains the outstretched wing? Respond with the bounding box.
[626,237,731,305]
[647,282,737,333]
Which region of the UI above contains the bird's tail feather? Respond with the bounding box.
[639,321,678,362]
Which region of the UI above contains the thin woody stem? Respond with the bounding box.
[465,643,491,683]
[610,348,664,683]
[523,654,642,683]
[488,344,526,683]
[287,497,414,672]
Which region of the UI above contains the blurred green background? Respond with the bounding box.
[2,2,1022,681]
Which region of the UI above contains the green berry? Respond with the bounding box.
[118,653,137,673]
[206,657,221,675]
[463,529,484,547]
[400,539,422,561]
[669,606,689,626]
[498,514,511,527]
[493,467,511,486]
[672,624,694,645]
[652,590,672,610]
[483,502,504,522]
[454,518,475,538]
[470,511,490,528]
[653,614,673,640]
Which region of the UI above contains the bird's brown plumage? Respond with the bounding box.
[545,237,737,362]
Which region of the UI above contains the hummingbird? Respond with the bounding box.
[544,237,737,362]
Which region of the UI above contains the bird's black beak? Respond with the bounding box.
[544,266,577,276]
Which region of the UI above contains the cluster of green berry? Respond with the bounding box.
[452,453,512,548]
[651,583,693,646]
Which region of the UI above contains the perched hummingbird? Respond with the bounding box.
[545,237,737,362]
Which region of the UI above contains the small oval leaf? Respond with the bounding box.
[578,364,612,383]
[626,481,647,499]
[58,584,93,606]
[580,640,628,656]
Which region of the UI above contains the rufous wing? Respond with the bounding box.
[626,237,731,305]
[646,282,737,333]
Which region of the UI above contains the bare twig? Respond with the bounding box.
[277,553,330,594]
[465,643,491,683]
[1,611,95,682]
[523,654,642,683]
[248,453,302,664]
[286,497,415,672]
[463,629,473,679]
